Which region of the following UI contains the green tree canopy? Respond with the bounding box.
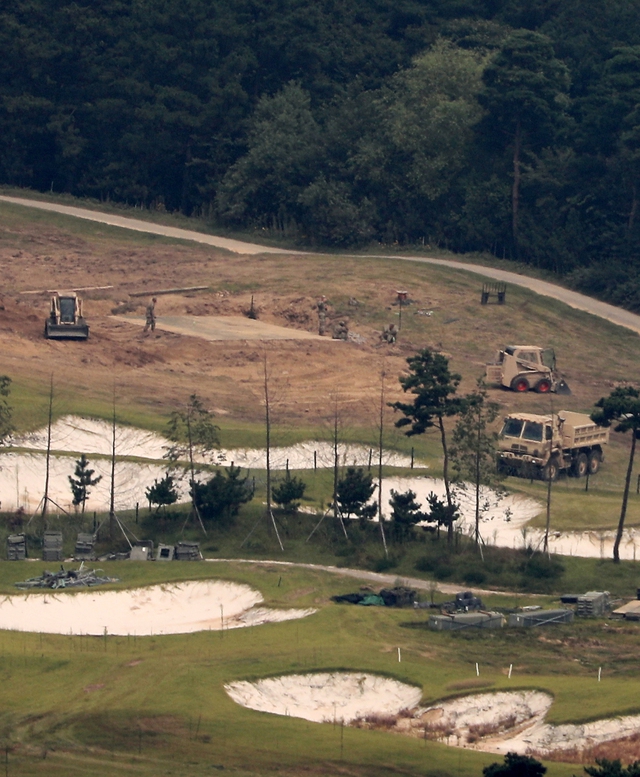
[582,759,640,777]
[192,465,253,525]
[336,467,377,523]
[389,488,427,542]
[272,473,307,513]
[146,473,179,514]
[392,348,462,539]
[478,29,570,247]
[483,752,546,777]
[68,454,102,514]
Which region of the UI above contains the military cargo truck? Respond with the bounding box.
[497,410,609,480]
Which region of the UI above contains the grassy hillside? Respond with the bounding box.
[0,561,637,777]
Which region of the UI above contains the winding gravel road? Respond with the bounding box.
[2,194,640,336]
[210,558,511,598]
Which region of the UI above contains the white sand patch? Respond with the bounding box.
[418,691,552,747]
[430,692,640,757]
[0,416,416,513]
[0,579,315,636]
[0,451,176,513]
[225,672,422,723]
[8,416,416,470]
[378,476,541,530]
[502,713,640,756]
[377,477,640,561]
[225,675,640,758]
[11,416,170,460]
[5,416,638,560]
[215,441,415,471]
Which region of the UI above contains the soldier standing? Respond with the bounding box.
[316,295,328,335]
[143,297,157,332]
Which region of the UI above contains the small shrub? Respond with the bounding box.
[463,569,487,585]
[415,556,436,573]
[369,556,398,572]
[433,563,454,580]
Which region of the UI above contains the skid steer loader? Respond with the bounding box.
[485,345,571,394]
[44,292,89,340]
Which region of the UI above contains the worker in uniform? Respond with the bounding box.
[144,297,157,332]
[381,323,398,344]
[316,295,328,335]
[332,320,349,340]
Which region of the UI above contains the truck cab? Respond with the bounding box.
[498,410,608,480]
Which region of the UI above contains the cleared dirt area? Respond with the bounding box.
[0,199,638,433]
[116,314,329,341]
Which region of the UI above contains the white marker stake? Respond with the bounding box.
[475,663,479,677]
[598,667,602,682]
[398,647,401,663]
[508,664,513,679]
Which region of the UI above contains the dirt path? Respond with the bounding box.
[208,558,513,598]
[3,194,640,337]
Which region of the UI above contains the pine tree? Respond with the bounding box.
[68,454,102,514]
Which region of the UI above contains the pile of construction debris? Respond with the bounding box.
[14,565,118,590]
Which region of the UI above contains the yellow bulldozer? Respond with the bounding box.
[44,292,89,340]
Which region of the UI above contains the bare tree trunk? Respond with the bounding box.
[613,431,637,563]
[263,352,283,551]
[332,396,348,539]
[186,409,207,536]
[543,434,553,556]
[474,423,481,547]
[377,369,388,559]
[42,375,54,524]
[438,416,454,544]
[109,391,116,541]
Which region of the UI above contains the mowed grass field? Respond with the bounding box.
[0,194,640,775]
[0,560,639,777]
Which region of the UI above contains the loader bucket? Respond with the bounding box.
[555,379,572,395]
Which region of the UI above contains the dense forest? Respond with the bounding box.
[3,0,640,310]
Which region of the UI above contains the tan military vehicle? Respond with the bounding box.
[497,410,609,480]
[44,292,89,340]
[485,345,571,394]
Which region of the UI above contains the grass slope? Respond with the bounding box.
[0,560,638,777]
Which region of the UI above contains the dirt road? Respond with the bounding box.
[3,193,640,336]
[210,558,512,598]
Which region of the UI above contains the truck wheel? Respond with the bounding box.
[542,460,559,481]
[511,377,530,392]
[534,379,552,394]
[588,450,601,475]
[572,453,588,478]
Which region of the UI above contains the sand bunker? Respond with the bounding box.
[421,691,640,758]
[225,672,422,723]
[1,416,415,513]
[226,676,640,758]
[0,579,315,636]
[5,416,639,560]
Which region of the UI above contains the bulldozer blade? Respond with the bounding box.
[556,379,572,395]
